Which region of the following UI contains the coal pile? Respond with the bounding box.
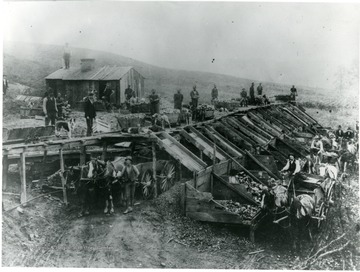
[218,200,260,220]
[230,171,267,204]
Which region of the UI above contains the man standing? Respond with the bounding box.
[211,84,218,104]
[240,88,248,107]
[43,91,58,126]
[174,89,183,110]
[3,75,8,96]
[311,135,324,163]
[119,156,140,214]
[190,85,199,119]
[56,93,64,119]
[290,85,297,100]
[149,89,160,115]
[125,85,135,110]
[257,83,263,96]
[249,83,255,104]
[103,84,114,111]
[63,43,71,69]
[84,92,96,136]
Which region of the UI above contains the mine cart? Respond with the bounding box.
[131,103,151,114]
[214,100,241,111]
[135,159,177,199]
[289,173,335,229]
[183,160,269,242]
[275,95,292,102]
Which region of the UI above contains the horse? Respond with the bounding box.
[102,157,126,214]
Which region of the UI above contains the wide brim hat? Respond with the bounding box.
[125,156,133,162]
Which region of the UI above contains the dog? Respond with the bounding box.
[55,118,76,138]
[153,113,171,129]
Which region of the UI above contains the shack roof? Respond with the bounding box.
[45,66,140,81]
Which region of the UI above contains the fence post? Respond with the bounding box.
[59,146,68,205]
[20,151,27,204]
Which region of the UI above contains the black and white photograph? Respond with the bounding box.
[1,0,359,269]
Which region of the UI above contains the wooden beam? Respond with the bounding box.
[59,147,68,205]
[152,142,157,198]
[2,155,9,190]
[40,147,48,182]
[101,142,108,161]
[20,152,27,204]
[245,150,280,179]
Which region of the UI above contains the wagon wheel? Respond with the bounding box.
[140,169,155,199]
[317,202,327,230]
[159,162,176,193]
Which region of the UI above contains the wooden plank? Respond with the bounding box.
[245,151,280,179]
[2,155,9,190]
[202,126,244,158]
[160,132,207,168]
[59,147,68,205]
[220,120,258,147]
[157,138,202,172]
[247,112,283,137]
[20,152,27,204]
[187,126,229,160]
[180,129,219,161]
[226,118,268,145]
[238,116,274,140]
[213,173,258,205]
[101,142,108,161]
[227,157,266,186]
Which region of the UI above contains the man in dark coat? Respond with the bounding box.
[43,91,58,126]
[84,93,96,136]
[290,85,297,100]
[56,93,64,119]
[125,85,135,109]
[257,83,263,96]
[249,83,255,104]
[344,127,354,141]
[149,89,160,115]
[190,85,199,119]
[211,84,218,103]
[174,89,183,110]
[240,88,248,107]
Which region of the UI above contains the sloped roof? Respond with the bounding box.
[45,66,135,80]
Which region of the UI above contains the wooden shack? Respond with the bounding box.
[45,59,145,106]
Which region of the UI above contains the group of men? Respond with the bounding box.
[42,90,68,126]
[280,124,358,179]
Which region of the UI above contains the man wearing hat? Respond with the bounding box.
[344,127,354,142]
[190,85,199,119]
[149,89,160,115]
[84,92,96,136]
[211,84,218,104]
[311,135,324,163]
[174,89,183,110]
[240,88,248,107]
[249,83,255,105]
[119,156,139,214]
[281,154,301,185]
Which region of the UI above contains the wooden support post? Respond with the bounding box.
[213,143,217,166]
[59,147,68,205]
[102,142,108,161]
[193,171,197,189]
[80,144,86,165]
[210,172,214,194]
[2,155,9,190]
[152,142,157,198]
[20,152,27,204]
[40,148,48,182]
[178,161,182,182]
[200,150,203,160]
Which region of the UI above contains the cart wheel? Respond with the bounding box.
[140,170,155,199]
[160,162,176,192]
[317,202,327,229]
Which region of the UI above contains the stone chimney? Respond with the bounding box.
[80,58,95,72]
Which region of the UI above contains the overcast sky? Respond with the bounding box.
[3,1,360,89]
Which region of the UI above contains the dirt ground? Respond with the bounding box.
[2,171,360,269]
